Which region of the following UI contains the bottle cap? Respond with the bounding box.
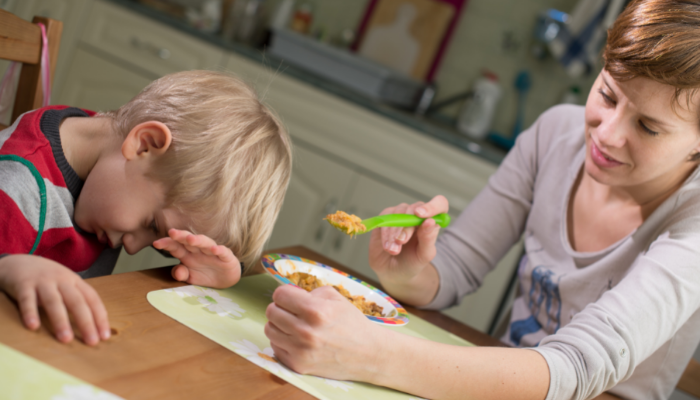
[482,70,499,82]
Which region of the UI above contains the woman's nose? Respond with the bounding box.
[597,112,627,148]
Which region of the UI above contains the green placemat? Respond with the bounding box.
[147,274,473,400]
[0,342,124,400]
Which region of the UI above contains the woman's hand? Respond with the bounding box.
[264,284,384,382]
[367,195,448,305]
[0,254,111,346]
[266,284,551,400]
[153,228,241,289]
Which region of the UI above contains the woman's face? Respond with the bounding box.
[584,69,700,190]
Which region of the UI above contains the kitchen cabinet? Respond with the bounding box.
[266,145,358,256]
[57,48,151,111]
[80,1,225,77]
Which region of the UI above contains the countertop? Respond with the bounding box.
[108,0,508,165]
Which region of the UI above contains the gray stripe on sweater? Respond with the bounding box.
[0,160,75,231]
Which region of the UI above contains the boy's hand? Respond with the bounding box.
[0,255,111,346]
[153,229,241,289]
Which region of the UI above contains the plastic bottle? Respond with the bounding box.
[270,0,296,31]
[457,71,502,140]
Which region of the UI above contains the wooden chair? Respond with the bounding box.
[0,9,62,127]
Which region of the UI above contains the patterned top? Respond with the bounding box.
[428,104,700,400]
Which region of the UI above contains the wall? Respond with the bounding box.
[434,0,598,137]
[270,0,599,139]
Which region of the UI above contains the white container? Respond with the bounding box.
[457,71,502,140]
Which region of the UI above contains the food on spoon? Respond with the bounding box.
[284,271,384,317]
[325,210,366,237]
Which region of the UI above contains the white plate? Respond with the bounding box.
[261,253,409,326]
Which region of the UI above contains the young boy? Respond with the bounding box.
[0,70,292,346]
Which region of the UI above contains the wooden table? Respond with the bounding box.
[0,246,502,399]
[0,245,619,399]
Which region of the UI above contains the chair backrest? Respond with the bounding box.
[678,358,700,399]
[0,9,62,124]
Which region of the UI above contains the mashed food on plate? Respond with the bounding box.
[284,272,384,317]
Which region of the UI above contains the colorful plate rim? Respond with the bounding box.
[261,253,409,326]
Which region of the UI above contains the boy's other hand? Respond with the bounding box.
[153,229,241,289]
[0,255,111,346]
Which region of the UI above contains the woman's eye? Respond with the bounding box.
[598,89,615,105]
[639,120,659,136]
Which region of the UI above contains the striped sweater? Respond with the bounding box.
[0,106,105,272]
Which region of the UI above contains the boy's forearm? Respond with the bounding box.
[366,331,550,400]
[376,262,440,307]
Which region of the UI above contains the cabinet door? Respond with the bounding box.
[56,48,151,111]
[266,145,357,255]
[324,175,421,280]
[81,0,224,77]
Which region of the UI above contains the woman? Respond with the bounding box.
[264,1,700,399]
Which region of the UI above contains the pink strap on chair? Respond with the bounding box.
[0,63,18,105]
[37,22,51,107]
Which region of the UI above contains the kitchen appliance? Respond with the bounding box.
[268,29,429,110]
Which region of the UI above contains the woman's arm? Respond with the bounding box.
[265,284,550,400]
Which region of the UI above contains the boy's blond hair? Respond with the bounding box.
[102,70,292,270]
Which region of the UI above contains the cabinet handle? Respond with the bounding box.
[315,198,338,243]
[130,37,171,60]
[157,48,171,59]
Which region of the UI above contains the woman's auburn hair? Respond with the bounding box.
[102,70,292,270]
[603,0,700,107]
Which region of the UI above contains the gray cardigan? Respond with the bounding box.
[427,104,700,400]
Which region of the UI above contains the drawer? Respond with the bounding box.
[81,0,224,77]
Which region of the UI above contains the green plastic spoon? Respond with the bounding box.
[326,212,451,236]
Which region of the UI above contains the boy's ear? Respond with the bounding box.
[122,121,173,160]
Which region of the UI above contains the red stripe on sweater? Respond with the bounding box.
[0,190,38,254]
[0,106,96,190]
[0,190,103,271]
